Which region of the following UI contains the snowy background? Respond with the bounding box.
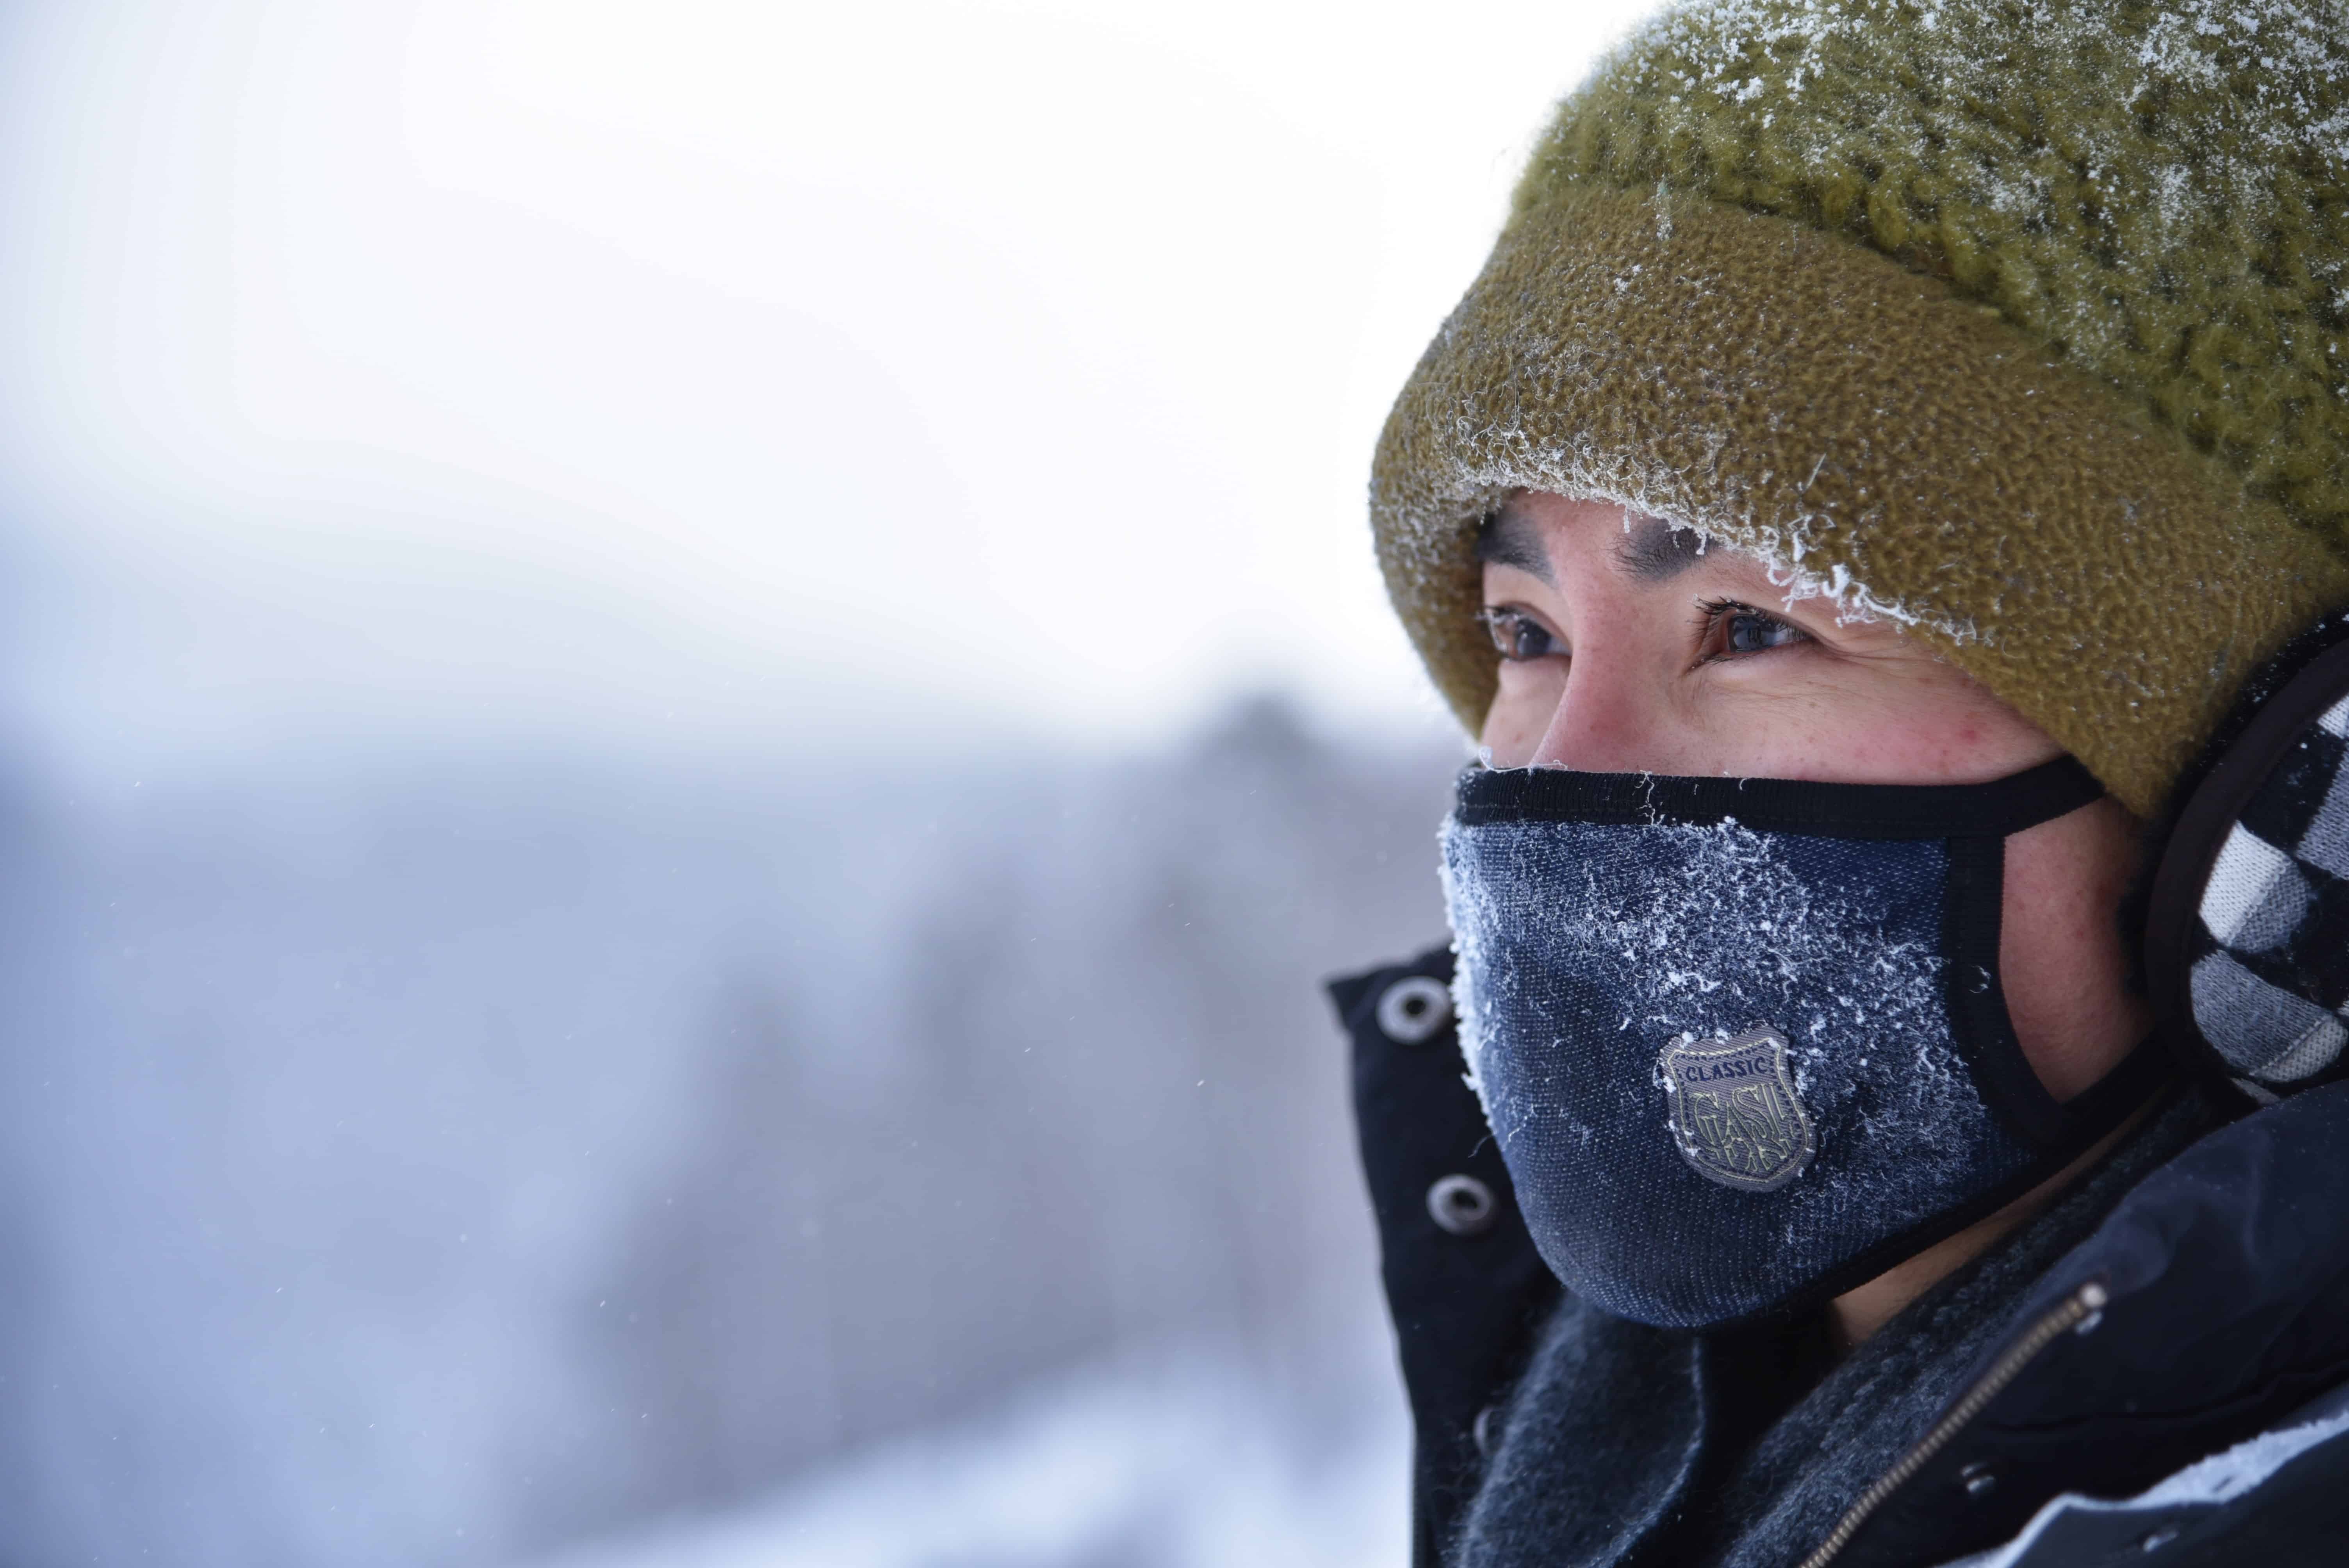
[0,4,1651,1564]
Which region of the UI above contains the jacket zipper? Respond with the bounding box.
[1794,1278,2110,1568]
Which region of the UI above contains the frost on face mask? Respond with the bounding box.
[1440,804,2045,1322]
[1445,813,1983,1175]
[1436,753,2125,1326]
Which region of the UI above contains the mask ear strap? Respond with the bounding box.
[2144,618,2349,1098]
[1943,827,2173,1152]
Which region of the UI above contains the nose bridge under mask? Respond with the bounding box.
[1440,758,2165,1329]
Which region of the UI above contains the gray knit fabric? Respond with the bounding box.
[2186,696,2349,1088]
[1452,1088,2223,1568]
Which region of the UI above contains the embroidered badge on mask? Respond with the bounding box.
[1659,1027,1817,1193]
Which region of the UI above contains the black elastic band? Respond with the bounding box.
[2047,1032,2178,1149]
[1946,829,2172,1151]
[1454,756,2105,840]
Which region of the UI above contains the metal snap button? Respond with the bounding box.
[1958,1459,2001,1499]
[1377,975,1452,1044]
[1428,1173,1497,1236]
[1472,1402,1503,1458]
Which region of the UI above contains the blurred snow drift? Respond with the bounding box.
[0,702,1456,1564]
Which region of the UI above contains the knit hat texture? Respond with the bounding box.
[1372,0,2349,816]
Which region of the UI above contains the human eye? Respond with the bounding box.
[1480,606,1565,661]
[1696,599,1810,661]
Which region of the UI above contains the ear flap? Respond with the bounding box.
[2147,629,2349,1099]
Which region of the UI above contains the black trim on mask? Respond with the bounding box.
[1943,834,2064,1146]
[1456,756,2104,839]
[1940,837,2170,1153]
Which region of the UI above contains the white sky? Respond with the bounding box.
[0,0,1659,758]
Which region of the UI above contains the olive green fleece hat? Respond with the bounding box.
[1372,0,2349,817]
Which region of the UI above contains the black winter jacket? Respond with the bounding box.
[1331,945,2349,1568]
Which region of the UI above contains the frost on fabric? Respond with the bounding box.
[1406,319,1979,647]
[1600,0,2349,454]
[1955,1405,2349,1568]
[1386,0,2349,650]
[1476,465,1953,642]
[1615,0,2349,214]
[1443,809,1994,1202]
[2133,1406,2349,1506]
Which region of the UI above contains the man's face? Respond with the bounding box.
[1476,491,2151,1104]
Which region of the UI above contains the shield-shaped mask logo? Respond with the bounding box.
[1658,1027,1816,1193]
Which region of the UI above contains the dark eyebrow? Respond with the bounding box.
[1614,515,1708,581]
[1472,504,1554,585]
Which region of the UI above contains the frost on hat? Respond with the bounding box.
[1372,0,2349,818]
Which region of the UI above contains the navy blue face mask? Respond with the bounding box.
[1441,757,2168,1329]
